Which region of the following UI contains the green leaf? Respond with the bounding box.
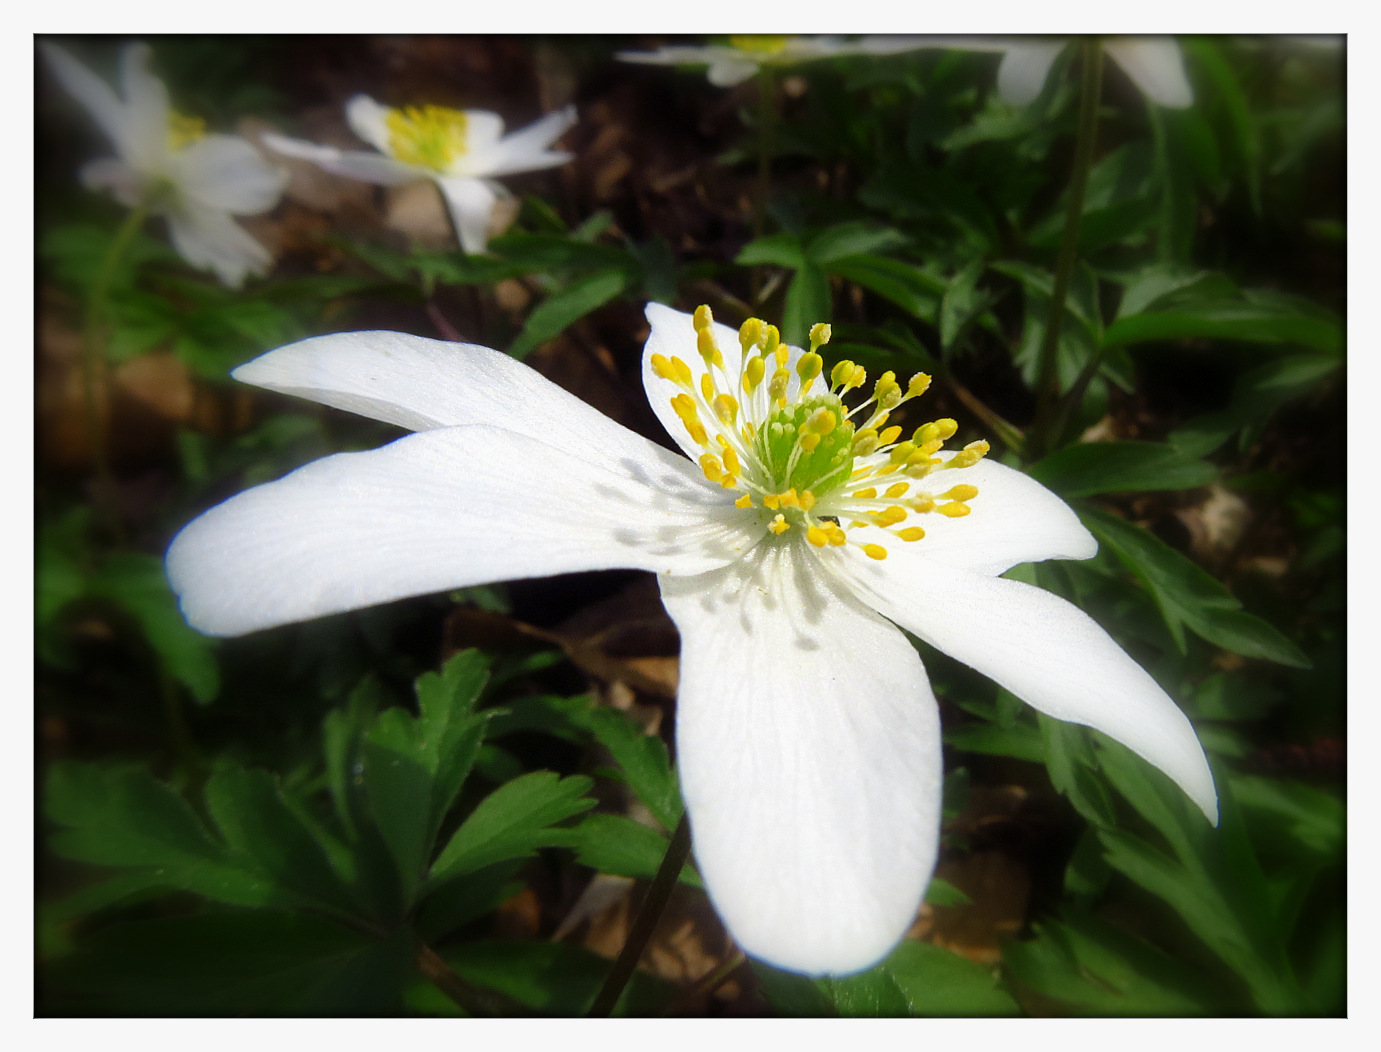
[1082,506,1309,666]
[429,771,594,882]
[87,553,219,703]
[752,962,837,1016]
[1027,441,1217,498]
[45,762,278,908]
[805,221,906,265]
[782,260,830,346]
[938,259,991,350]
[571,814,702,888]
[509,268,630,359]
[1102,300,1342,354]
[882,941,1019,1016]
[826,254,943,322]
[579,706,682,831]
[822,967,911,1016]
[202,769,357,915]
[735,233,805,269]
[1039,717,1117,827]
[943,722,1045,764]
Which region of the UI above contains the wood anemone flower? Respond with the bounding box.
[42,42,287,287]
[166,304,1218,976]
[263,96,576,254]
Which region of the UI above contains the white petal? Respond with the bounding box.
[435,176,497,253]
[706,57,760,87]
[42,43,132,158]
[848,453,1096,576]
[261,133,424,186]
[117,42,172,172]
[640,303,806,463]
[838,556,1218,824]
[996,41,1066,106]
[1104,39,1193,108]
[479,106,577,179]
[661,543,942,975]
[167,424,754,637]
[230,329,725,500]
[171,134,286,215]
[79,157,145,207]
[615,46,723,68]
[344,94,394,155]
[458,110,507,167]
[164,204,272,288]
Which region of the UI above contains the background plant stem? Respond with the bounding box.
[1029,40,1104,461]
[587,815,692,1016]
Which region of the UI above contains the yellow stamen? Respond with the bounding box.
[807,525,829,547]
[735,493,754,509]
[941,484,979,502]
[885,482,910,499]
[768,514,790,535]
[386,105,470,171]
[808,322,832,352]
[937,502,972,518]
[896,527,926,542]
[863,544,888,561]
[699,453,725,482]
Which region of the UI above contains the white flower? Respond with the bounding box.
[617,35,917,88]
[165,304,1217,976]
[42,42,287,288]
[864,35,1193,108]
[262,97,577,254]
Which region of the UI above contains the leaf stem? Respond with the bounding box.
[82,201,150,534]
[587,815,692,1017]
[1030,40,1103,461]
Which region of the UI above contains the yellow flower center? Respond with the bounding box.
[728,35,792,55]
[166,111,206,153]
[385,105,470,172]
[651,306,991,561]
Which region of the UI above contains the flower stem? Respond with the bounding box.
[750,67,777,307]
[587,814,692,1017]
[82,201,150,533]
[1029,40,1103,461]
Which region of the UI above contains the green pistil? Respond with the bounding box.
[755,394,855,496]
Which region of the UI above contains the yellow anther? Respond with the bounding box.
[743,355,766,393]
[769,514,790,535]
[167,111,207,151]
[693,304,714,331]
[735,493,754,509]
[889,441,918,464]
[827,525,848,545]
[651,353,679,384]
[863,544,888,561]
[896,526,926,542]
[721,444,741,476]
[700,372,715,401]
[906,373,932,398]
[687,420,708,445]
[885,482,911,499]
[878,425,903,446]
[873,505,907,526]
[775,344,790,369]
[937,502,972,518]
[917,439,945,457]
[852,430,880,456]
[386,105,470,171]
[873,371,900,409]
[714,393,739,426]
[851,487,878,499]
[798,490,816,511]
[830,359,857,390]
[720,475,739,489]
[799,433,822,452]
[850,364,867,388]
[739,317,763,354]
[909,495,936,513]
[763,494,781,510]
[872,411,890,429]
[805,407,838,435]
[797,351,823,386]
[807,525,830,548]
[941,484,979,502]
[699,453,725,482]
[778,489,800,509]
[808,322,832,352]
[768,368,791,405]
[945,440,991,469]
[697,327,725,369]
[762,325,781,356]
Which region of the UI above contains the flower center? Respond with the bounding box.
[166,111,206,153]
[385,105,469,172]
[728,35,792,55]
[652,305,992,561]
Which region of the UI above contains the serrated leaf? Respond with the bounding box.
[509,268,630,359]
[571,814,702,888]
[822,967,911,1016]
[1028,441,1218,498]
[430,772,594,882]
[883,941,1019,1016]
[579,707,682,830]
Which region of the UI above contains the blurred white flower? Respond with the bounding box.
[864,35,1193,108]
[263,97,576,254]
[42,41,287,287]
[166,303,1218,977]
[617,35,918,87]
